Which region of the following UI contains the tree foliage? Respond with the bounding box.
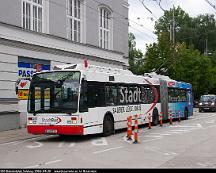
[129,7,216,99]
[155,6,216,54]
[128,33,144,75]
[144,32,216,99]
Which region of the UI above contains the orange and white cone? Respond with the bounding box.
[160,112,163,127]
[127,116,132,140]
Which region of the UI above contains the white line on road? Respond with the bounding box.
[205,120,215,124]
[149,133,171,136]
[45,159,62,165]
[144,147,177,156]
[169,123,202,128]
[93,146,123,154]
[25,164,40,168]
[188,114,216,122]
[26,142,43,149]
[58,142,65,148]
[196,163,208,167]
[0,136,45,146]
[25,160,62,168]
[145,135,162,138]
[170,129,191,132]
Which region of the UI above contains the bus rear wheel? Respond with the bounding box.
[103,115,114,137]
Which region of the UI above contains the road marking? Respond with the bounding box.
[188,114,216,122]
[58,142,64,148]
[123,135,133,144]
[25,164,40,168]
[196,162,216,168]
[144,147,177,156]
[45,159,62,165]
[93,146,123,154]
[26,142,43,149]
[205,120,215,124]
[149,133,171,136]
[145,135,162,138]
[91,137,108,146]
[69,143,75,147]
[0,136,45,146]
[143,135,163,142]
[196,163,208,167]
[169,123,202,128]
[25,160,62,168]
[58,142,75,148]
[169,129,191,134]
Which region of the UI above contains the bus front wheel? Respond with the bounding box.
[103,115,114,137]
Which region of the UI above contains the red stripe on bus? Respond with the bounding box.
[144,79,159,114]
[27,125,84,135]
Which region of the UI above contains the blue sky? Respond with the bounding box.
[129,0,216,53]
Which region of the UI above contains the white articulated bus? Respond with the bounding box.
[27,62,193,136]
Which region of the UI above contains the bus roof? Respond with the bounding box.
[36,63,191,88]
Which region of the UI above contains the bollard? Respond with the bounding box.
[159,112,163,127]
[170,111,172,125]
[133,114,138,143]
[178,110,181,122]
[148,113,151,129]
[127,116,132,140]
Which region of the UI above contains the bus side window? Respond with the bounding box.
[86,82,105,108]
[105,85,118,106]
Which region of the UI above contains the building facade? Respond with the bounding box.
[0,0,129,102]
[0,0,129,131]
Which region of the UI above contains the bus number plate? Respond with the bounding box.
[45,129,57,134]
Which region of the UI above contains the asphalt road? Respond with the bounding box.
[1,109,216,169]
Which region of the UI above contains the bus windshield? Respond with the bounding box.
[28,71,81,114]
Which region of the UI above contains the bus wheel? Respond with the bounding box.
[184,108,188,120]
[152,109,159,126]
[103,115,114,137]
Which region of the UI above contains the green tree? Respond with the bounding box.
[155,7,216,54]
[155,6,192,38]
[144,32,174,75]
[128,32,144,74]
[144,33,215,99]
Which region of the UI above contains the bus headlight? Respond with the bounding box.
[211,102,215,106]
[199,103,202,106]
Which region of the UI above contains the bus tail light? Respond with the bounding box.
[28,117,33,124]
[71,117,77,124]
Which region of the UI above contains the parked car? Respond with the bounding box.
[198,95,216,112]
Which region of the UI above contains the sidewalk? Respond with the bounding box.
[0,103,18,115]
[0,127,40,144]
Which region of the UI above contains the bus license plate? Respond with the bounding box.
[46,129,57,134]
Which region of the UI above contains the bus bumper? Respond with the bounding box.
[27,125,84,135]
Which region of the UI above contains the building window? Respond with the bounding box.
[22,0,43,32]
[67,0,82,43]
[99,7,111,49]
